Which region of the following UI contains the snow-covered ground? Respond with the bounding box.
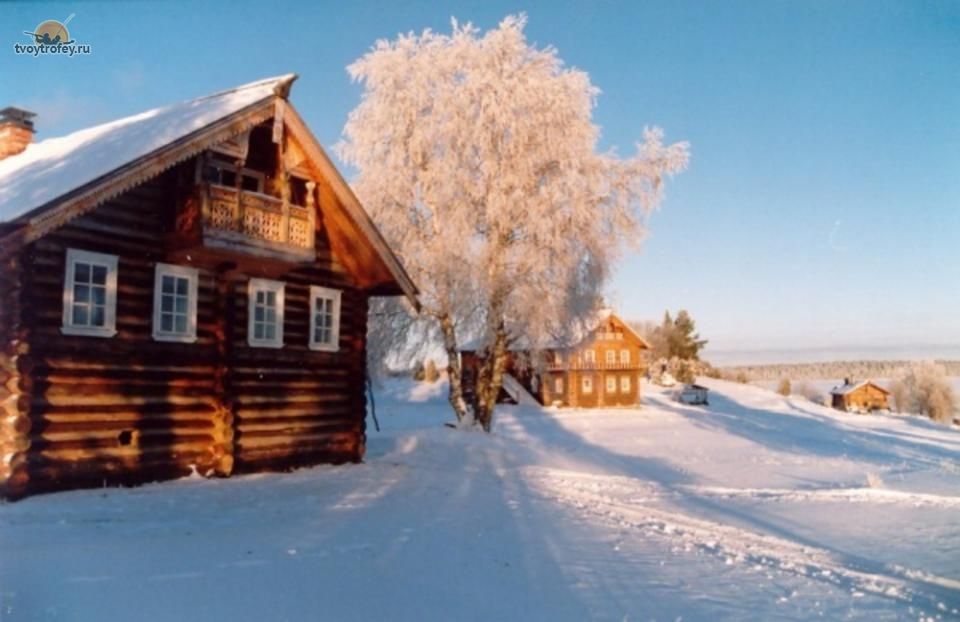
[2,378,959,621]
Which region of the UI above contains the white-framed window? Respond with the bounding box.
[582,376,593,394]
[247,278,284,348]
[152,264,199,343]
[554,377,563,394]
[620,349,630,364]
[309,285,341,351]
[621,375,631,393]
[605,350,616,365]
[584,349,596,364]
[62,249,118,338]
[606,376,617,393]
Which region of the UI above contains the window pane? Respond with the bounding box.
[175,296,188,314]
[74,284,90,303]
[162,275,175,295]
[264,324,276,340]
[256,291,266,305]
[162,295,174,313]
[254,306,264,322]
[91,306,105,327]
[176,277,189,297]
[75,262,90,283]
[92,286,106,306]
[91,265,107,285]
[254,323,265,340]
[161,313,174,332]
[72,305,89,326]
[175,315,188,334]
[265,291,276,307]
[265,308,276,324]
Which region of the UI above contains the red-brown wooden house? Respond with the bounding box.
[0,75,418,499]
[830,379,890,413]
[461,310,650,408]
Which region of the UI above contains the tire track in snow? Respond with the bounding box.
[686,485,960,508]
[522,467,960,617]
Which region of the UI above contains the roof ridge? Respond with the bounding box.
[191,73,299,104]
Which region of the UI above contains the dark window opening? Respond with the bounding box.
[290,177,311,206]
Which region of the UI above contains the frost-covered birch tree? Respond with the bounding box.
[338,15,689,431]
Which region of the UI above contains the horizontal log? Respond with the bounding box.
[40,374,216,389]
[233,406,356,423]
[33,438,214,460]
[26,394,218,408]
[235,431,359,449]
[40,383,215,400]
[2,415,31,435]
[1,436,31,454]
[37,416,214,433]
[29,427,214,445]
[234,420,358,437]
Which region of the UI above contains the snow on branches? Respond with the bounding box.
[338,14,689,429]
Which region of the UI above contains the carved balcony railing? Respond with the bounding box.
[199,183,315,260]
[546,361,642,371]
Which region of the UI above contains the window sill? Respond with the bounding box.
[153,332,198,344]
[248,339,284,349]
[308,343,340,353]
[61,325,117,338]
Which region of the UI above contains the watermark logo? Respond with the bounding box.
[14,14,91,57]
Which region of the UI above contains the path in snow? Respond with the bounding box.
[0,378,957,621]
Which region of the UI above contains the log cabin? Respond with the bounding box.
[461,310,650,408]
[0,75,418,499]
[830,379,890,413]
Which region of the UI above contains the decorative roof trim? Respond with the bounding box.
[0,98,276,258]
[280,102,419,308]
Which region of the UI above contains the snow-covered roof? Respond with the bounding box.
[0,74,296,223]
[830,380,890,396]
[460,308,648,352]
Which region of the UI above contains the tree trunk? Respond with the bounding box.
[474,321,508,432]
[439,312,471,424]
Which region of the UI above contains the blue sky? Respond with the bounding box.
[2,1,958,361]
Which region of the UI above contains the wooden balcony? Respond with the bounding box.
[198,183,315,261]
[546,361,642,371]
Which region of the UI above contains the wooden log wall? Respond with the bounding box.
[230,264,367,473]
[0,253,29,498]
[5,162,369,498]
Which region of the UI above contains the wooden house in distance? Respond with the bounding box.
[830,379,890,413]
[0,75,418,499]
[461,310,650,408]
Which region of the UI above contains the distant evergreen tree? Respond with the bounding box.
[676,360,696,384]
[671,310,707,360]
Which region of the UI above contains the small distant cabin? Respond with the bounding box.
[676,384,709,406]
[460,310,650,409]
[830,379,890,413]
[0,75,418,499]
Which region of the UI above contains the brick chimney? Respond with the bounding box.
[0,107,36,161]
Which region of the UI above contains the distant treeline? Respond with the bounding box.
[720,360,960,382]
